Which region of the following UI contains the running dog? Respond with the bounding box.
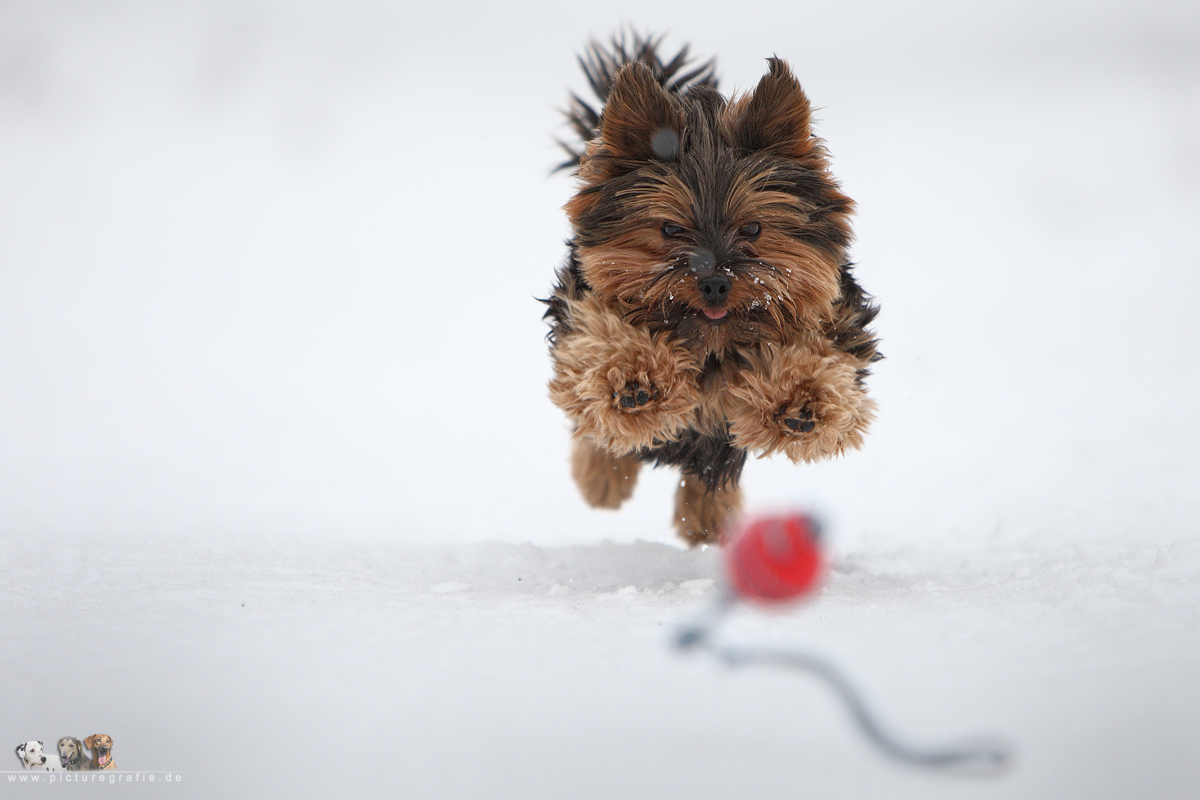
[545,32,880,544]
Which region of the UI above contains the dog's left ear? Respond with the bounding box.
[726,58,817,161]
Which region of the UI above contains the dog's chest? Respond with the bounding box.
[694,353,745,425]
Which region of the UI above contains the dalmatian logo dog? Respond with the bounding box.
[15,740,63,771]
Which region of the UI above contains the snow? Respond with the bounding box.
[2,1,1199,798]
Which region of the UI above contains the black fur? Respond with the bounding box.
[540,252,588,347]
[826,263,882,367]
[637,428,748,491]
[556,30,716,172]
[543,35,880,493]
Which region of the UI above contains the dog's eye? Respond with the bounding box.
[738,222,762,240]
[661,222,685,239]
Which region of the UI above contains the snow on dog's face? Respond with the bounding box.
[566,59,853,356]
[16,740,47,767]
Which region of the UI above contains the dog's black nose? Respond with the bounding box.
[698,274,731,302]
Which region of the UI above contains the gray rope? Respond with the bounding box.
[675,612,1011,773]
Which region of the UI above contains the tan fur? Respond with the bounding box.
[57,737,89,771]
[83,735,115,771]
[573,230,842,358]
[721,59,834,170]
[547,292,702,453]
[571,437,641,508]
[569,154,845,357]
[726,335,875,462]
[547,40,878,547]
[578,62,686,184]
[674,474,743,545]
[572,173,697,301]
[718,170,846,327]
[691,354,740,432]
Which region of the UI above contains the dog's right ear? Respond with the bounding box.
[586,62,684,180]
[83,735,95,751]
[15,743,25,758]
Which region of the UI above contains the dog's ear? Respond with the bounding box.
[83,735,95,751]
[726,58,817,162]
[595,62,684,170]
[16,743,25,757]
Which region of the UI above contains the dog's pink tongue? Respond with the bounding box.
[703,308,727,320]
[99,755,106,765]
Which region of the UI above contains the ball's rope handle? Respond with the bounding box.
[675,596,1012,773]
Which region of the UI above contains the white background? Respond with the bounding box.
[2,1,1198,797]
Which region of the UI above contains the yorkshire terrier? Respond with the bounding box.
[544,33,880,546]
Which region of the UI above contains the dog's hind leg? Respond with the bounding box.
[673,473,742,546]
[571,437,641,509]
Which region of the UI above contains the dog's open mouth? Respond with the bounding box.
[703,308,728,321]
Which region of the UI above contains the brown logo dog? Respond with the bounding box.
[83,734,116,771]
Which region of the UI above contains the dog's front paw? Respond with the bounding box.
[613,380,657,411]
[569,355,699,451]
[778,404,817,434]
[549,297,701,452]
[727,343,874,462]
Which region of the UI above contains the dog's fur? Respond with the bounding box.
[58,737,90,771]
[16,740,63,771]
[545,33,880,545]
[83,734,116,771]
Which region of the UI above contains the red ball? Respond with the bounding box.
[726,513,824,603]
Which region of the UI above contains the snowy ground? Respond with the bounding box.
[2,1,1199,797]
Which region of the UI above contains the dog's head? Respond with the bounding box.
[58,737,84,766]
[83,734,114,768]
[16,740,47,768]
[567,56,853,356]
